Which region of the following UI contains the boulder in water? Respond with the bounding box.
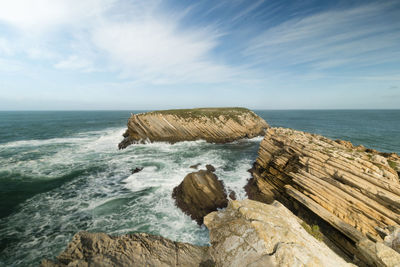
[205,164,216,172]
[190,163,201,169]
[130,167,143,174]
[172,170,228,224]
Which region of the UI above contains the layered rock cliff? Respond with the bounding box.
[246,127,400,264]
[118,108,269,149]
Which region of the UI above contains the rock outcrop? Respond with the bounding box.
[204,199,354,267]
[44,200,356,267]
[172,169,228,224]
[118,108,269,149]
[41,231,213,267]
[246,127,400,265]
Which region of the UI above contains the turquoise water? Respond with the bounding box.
[0,110,399,266]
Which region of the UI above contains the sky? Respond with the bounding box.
[0,0,399,110]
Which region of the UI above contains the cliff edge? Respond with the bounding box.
[246,127,400,264]
[118,107,269,149]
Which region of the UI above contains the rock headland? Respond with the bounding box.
[245,127,400,264]
[118,107,269,149]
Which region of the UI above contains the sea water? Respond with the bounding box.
[0,110,399,266]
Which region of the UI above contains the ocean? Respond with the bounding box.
[0,110,399,266]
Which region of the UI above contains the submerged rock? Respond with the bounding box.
[204,199,354,267]
[190,163,201,169]
[228,190,237,200]
[130,167,143,174]
[41,231,213,267]
[118,107,269,149]
[172,170,228,224]
[246,127,400,264]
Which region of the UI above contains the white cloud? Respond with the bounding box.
[54,55,94,71]
[91,18,238,84]
[0,57,24,72]
[0,0,247,85]
[0,0,115,32]
[0,38,13,55]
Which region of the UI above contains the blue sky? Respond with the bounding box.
[0,0,399,110]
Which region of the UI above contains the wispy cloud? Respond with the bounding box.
[0,0,399,109]
[245,2,400,74]
[0,0,248,85]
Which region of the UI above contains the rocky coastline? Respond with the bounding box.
[43,109,400,266]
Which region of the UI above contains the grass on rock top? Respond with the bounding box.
[147,107,258,124]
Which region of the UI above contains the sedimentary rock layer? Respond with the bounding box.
[118,108,269,149]
[246,127,400,264]
[41,231,213,267]
[204,199,354,267]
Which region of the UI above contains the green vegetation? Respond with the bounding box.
[388,160,397,169]
[148,107,257,124]
[301,222,323,241]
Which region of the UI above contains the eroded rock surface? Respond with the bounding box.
[41,231,213,267]
[118,108,269,149]
[204,199,354,267]
[172,170,228,224]
[246,127,400,264]
[357,238,400,267]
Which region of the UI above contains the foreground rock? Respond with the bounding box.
[119,107,269,149]
[246,127,400,264]
[172,169,228,224]
[204,199,354,267]
[41,231,213,267]
[44,200,355,267]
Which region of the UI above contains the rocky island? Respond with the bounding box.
[118,107,269,149]
[42,109,400,267]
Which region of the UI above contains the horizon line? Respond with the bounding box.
[0,108,399,112]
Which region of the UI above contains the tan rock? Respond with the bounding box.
[204,199,354,267]
[172,170,228,224]
[118,108,269,149]
[41,231,213,267]
[357,238,400,267]
[246,127,400,265]
[384,226,400,253]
